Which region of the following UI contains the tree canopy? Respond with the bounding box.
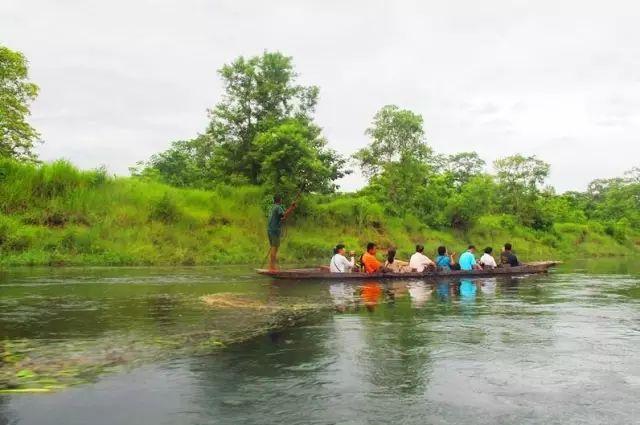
[130,51,640,240]
[355,105,432,177]
[139,51,347,193]
[0,45,40,161]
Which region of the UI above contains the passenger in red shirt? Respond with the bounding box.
[361,242,382,274]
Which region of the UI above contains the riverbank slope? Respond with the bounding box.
[0,160,637,266]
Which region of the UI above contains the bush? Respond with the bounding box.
[32,160,84,198]
[312,196,385,229]
[605,218,630,244]
[149,193,181,224]
[473,214,518,238]
[285,235,331,260]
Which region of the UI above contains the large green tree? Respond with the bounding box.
[0,45,40,160]
[207,51,320,184]
[354,105,433,177]
[140,51,346,192]
[356,105,443,219]
[254,120,346,194]
[445,152,486,187]
[494,154,551,227]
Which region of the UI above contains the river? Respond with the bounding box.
[1,262,639,424]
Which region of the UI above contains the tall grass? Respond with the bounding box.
[0,159,636,266]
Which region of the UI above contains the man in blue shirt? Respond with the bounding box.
[267,194,297,270]
[459,245,481,271]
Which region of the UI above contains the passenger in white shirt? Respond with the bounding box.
[409,244,435,272]
[479,246,498,269]
[329,244,355,273]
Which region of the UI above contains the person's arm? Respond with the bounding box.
[282,202,297,221]
[449,253,457,265]
[341,255,354,271]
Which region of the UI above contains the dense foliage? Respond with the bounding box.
[0,47,637,265]
[135,51,347,194]
[0,158,637,267]
[132,51,640,250]
[0,45,40,161]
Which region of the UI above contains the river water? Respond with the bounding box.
[1,263,639,424]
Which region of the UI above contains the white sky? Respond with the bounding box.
[2,0,639,192]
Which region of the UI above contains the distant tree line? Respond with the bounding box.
[1,44,638,239]
[131,51,638,237]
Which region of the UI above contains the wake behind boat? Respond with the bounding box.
[257,261,560,280]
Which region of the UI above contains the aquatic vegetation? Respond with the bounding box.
[200,293,272,310]
[0,292,330,392]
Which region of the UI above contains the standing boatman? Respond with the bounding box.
[267,194,297,271]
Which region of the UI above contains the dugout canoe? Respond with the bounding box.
[257,261,559,280]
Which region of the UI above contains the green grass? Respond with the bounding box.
[0,159,637,266]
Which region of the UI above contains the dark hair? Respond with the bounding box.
[273,194,282,203]
[468,245,476,250]
[437,246,446,256]
[387,248,397,264]
[504,243,512,251]
[415,244,424,253]
[367,242,376,251]
[334,243,345,254]
[484,247,493,254]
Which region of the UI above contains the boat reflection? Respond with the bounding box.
[478,277,497,295]
[361,281,383,312]
[407,282,433,308]
[327,276,529,312]
[459,279,478,300]
[328,282,357,312]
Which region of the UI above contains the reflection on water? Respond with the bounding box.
[327,278,511,312]
[2,266,640,424]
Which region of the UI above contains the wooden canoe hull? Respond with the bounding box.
[257,261,560,280]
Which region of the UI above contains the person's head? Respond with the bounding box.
[416,244,424,253]
[273,194,282,204]
[334,243,346,255]
[387,247,397,263]
[437,246,446,256]
[468,245,476,253]
[366,242,376,254]
[504,243,512,251]
[484,247,493,255]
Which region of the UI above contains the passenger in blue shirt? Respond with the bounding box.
[435,246,458,270]
[459,245,481,271]
[459,279,478,299]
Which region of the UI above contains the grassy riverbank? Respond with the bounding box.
[0,159,638,267]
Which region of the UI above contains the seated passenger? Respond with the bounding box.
[384,248,411,273]
[500,243,520,267]
[459,245,482,271]
[435,246,457,271]
[409,244,435,273]
[329,243,355,273]
[479,246,497,269]
[362,242,383,274]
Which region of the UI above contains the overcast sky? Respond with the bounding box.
[2,0,639,192]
